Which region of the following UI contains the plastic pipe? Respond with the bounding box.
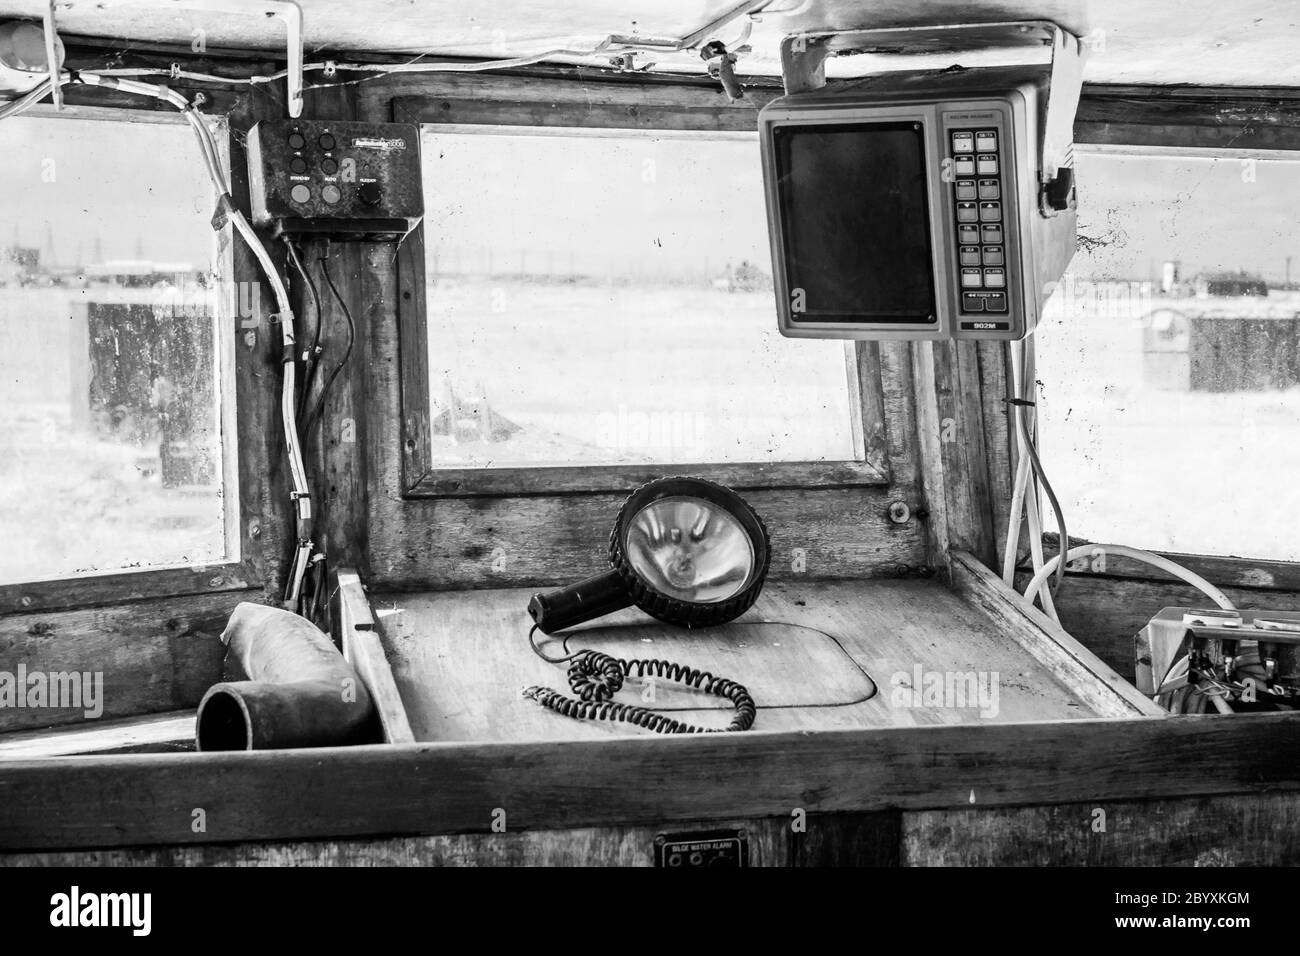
[196,602,377,750]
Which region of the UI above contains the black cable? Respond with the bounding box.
[303,254,356,439]
[283,238,323,421]
[522,648,756,734]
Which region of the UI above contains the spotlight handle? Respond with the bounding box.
[528,570,633,635]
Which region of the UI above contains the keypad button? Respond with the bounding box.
[961,268,983,289]
[959,246,982,266]
[984,268,1006,288]
[958,225,980,244]
[287,132,306,150]
[962,293,985,312]
[981,224,1003,244]
[290,184,311,204]
[955,180,977,200]
[982,246,1005,266]
[954,157,976,176]
[321,157,339,176]
[979,202,1001,223]
[975,130,998,151]
[956,202,979,223]
[984,292,1008,312]
[318,132,336,150]
[951,132,975,153]
[289,156,308,174]
[977,154,999,175]
[978,179,1000,200]
[321,184,342,204]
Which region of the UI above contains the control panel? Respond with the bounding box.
[945,120,1014,333]
[654,828,749,867]
[246,120,423,239]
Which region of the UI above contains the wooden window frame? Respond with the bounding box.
[390,87,891,499]
[0,103,264,614]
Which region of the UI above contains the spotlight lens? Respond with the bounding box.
[624,496,755,603]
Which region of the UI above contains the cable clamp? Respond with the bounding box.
[169,62,183,80]
[322,60,337,78]
[1004,397,1037,407]
[210,193,236,232]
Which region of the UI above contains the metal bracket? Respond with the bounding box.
[107,0,303,117]
[778,20,1087,190]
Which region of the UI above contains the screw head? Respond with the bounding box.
[888,501,911,524]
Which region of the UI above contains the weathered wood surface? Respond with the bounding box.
[0,711,194,759]
[337,571,415,744]
[0,593,234,733]
[904,792,1300,866]
[926,340,998,568]
[4,711,1300,850]
[375,577,1105,743]
[950,552,1164,718]
[9,790,1295,865]
[1076,85,1300,152]
[1,811,899,866]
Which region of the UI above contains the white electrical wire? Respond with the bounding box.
[1021,544,1236,612]
[3,70,315,608]
[1004,338,1057,620]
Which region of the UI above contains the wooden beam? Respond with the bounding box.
[5,708,1300,850]
[0,811,897,866]
[949,550,1166,718]
[904,792,1300,866]
[337,570,414,744]
[1075,84,1300,152]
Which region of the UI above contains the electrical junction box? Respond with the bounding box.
[0,20,63,95]
[246,119,423,239]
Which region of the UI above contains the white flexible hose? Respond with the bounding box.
[1021,544,1235,612]
[1004,339,1057,620]
[1023,473,1058,621]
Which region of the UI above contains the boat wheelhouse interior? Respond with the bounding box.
[1,0,1299,868]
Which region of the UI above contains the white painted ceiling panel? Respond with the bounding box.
[0,0,1296,86]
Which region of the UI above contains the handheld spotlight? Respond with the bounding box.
[528,476,771,634]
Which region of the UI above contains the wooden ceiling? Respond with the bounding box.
[2,0,1298,87]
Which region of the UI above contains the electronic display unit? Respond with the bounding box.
[759,73,1077,342]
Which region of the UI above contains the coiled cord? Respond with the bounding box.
[522,649,756,734]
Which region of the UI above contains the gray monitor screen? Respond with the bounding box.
[773,122,937,324]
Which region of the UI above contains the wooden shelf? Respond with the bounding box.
[369,552,1156,744]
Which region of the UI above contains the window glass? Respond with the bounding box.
[0,115,229,584]
[420,127,861,469]
[1037,150,1300,562]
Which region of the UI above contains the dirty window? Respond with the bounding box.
[420,127,861,470]
[1036,150,1300,562]
[0,115,230,584]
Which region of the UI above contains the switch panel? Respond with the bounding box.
[246,120,423,239]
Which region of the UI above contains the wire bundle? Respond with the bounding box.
[523,649,756,734]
